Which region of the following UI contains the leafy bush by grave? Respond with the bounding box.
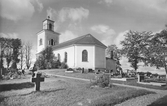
[77,67,82,70]
[67,68,74,71]
[2,68,22,80]
[88,69,94,73]
[91,74,110,88]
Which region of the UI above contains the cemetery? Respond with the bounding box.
[0,69,156,106]
[110,69,136,81]
[137,74,166,87]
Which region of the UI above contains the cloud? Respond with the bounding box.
[60,30,78,43]
[58,7,89,22]
[116,0,167,14]
[46,7,89,31]
[47,7,57,20]
[0,0,43,21]
[91,25,115,35]
[0,33,19,39]
[91,25,115,46]
[98,0,113,6]
[32,0,43,12]
[137,0,167,13]
[114,30,129,49]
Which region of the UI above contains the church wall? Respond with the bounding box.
[53,46,75,68]
[95,46,106,69]
[45,31,59,45]
[75,45,95,69]
[37,31,46,53]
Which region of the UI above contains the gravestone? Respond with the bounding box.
[31,72,44,91]
[81,68,84,73]
[138,74,144,82]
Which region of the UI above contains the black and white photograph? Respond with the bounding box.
[0,0,167,106]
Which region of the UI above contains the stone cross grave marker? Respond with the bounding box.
[31,72,44,91]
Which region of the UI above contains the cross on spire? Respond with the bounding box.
[48,16,50,19]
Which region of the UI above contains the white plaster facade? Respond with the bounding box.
[37,19,59,54]
[53,45,106,70]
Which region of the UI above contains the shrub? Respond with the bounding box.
[91,74,110,88]
[76,67,82,70]
[88,69,94,73]
[67,68,74,71]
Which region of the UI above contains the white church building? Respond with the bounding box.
[37,18,107,70]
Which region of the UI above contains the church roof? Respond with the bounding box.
[53,34,107,50]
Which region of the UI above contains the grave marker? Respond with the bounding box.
[31,72,44,91]
[138,74,144,82]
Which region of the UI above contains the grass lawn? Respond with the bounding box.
[40,69,167,90]
[148,95,167,106]
[0,75,154,106]
[41,69,98,80]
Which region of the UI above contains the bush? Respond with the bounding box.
[91,74,110,88]
[67,68,74,71]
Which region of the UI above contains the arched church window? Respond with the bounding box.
[39,39,42,45]
[49,23,52,30]
[50,39,54,45]
[64,52,67,63]
[58,53,60,61]
[82,50,88,62]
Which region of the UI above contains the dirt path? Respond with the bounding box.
[42,71,167,106]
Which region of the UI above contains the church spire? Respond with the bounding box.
[43,16,54,31]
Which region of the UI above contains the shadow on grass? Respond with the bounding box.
[20,88,66,96]
[0,82,34,92]
[0,88,66,103]
[88,89,156,106]
[148,95,167,106]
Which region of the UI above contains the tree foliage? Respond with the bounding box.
[144,29,167,70]
[0,37,8,70]
[25,42,32,69]
[121,30,152,71]
[0,37,22,78]
[11,38,21,69]
[35,46,64,69]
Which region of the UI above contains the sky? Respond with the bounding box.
[0,0,167,74]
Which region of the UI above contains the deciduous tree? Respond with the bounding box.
[144,29,167,83]
[11,38,21,69]
[35,46,58,69]
[121,30,152,71]
[25,42,32,69]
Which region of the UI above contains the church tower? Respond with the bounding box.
[37,16,60,53]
